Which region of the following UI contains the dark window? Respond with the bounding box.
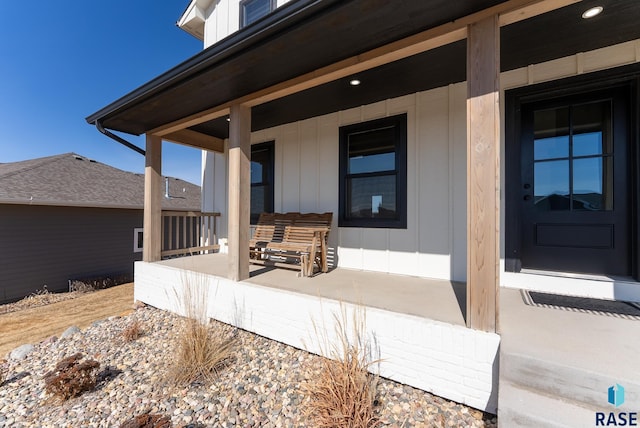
[339,114,407,228]
[251,141,274,224]
[240,0,276,28]
[133,228,143,253]
[533,100,613,211]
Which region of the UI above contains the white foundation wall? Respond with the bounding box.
[204,0,292,47]
[135,261,500,412]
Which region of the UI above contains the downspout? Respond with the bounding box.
[95,121,146,156]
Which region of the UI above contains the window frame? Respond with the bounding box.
[250,140,275,225]
[133,227,144,253]
[239,0,277,28]
[338,114,407,229]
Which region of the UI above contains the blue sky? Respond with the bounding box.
[0,1,204,184]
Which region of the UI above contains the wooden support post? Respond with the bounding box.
[143,134,162,262]
[466,15,500,332]
[228,104,251,281]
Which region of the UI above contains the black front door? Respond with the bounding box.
[519,87,630,276]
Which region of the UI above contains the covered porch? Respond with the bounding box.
[87,0,640,421]
[120,0,548,334]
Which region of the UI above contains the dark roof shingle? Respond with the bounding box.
[0,153,201,210]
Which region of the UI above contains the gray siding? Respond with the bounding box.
[0,205,143,303]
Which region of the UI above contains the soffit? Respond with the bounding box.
[88,0,640,141]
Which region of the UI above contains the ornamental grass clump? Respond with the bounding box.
[43,353,99,400]
[302,305,380,428]
[167,275,235,386]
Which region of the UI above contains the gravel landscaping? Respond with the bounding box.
[0,305,497,427]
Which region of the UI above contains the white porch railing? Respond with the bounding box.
[161,211,220,258]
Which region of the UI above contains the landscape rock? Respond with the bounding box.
[41,336,58,345]
[9,344,34,361]
[0,306,497,427]
[60,326,81,339]
[133,301,146,310]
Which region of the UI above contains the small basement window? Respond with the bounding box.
[133,228,143,253]
[240,0,276,27]
[339,114,407,228]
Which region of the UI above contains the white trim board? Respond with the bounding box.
[501,271,640,303]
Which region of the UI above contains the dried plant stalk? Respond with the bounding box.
[167,274,235,385]
[302,304,380,428]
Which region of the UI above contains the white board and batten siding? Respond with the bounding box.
[202,38,640,300]
[203,85,470,281]
[202,0,292,47]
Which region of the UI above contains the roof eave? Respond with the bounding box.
[0,198,200,211]
[177,0,210,41]
[0,199,143,210]
[85,0,334,128]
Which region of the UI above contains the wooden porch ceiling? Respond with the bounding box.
[84,0,640,148]
[243,0,640,137]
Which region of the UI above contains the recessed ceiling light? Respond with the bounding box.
[349,79,361,86]
[582,6,603,19]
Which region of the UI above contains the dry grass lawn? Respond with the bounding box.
[0,283,134,357]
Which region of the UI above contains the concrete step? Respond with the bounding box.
[498,351,640,427]
[498,380,601,428]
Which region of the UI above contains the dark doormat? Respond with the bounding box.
[521,290,640,320]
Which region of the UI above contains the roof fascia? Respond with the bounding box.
[0,199,199,211]
[0,199,142,210]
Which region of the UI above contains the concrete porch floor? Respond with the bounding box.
[158,253,467,326]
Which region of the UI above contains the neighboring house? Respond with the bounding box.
[0,153,200,304]
[86,0,640,423]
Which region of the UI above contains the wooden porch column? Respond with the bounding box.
[227,104,251,281]
[466,15,500,332]
[143,134,162,262]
